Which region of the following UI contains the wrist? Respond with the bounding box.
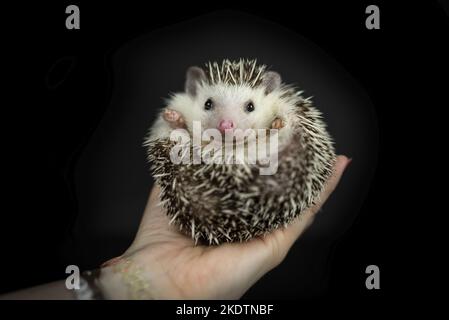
[97,266,129,299]
[97,257,156,300]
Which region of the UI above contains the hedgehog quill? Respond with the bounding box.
[144,59,336,245]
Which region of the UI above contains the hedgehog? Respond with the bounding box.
[144,59,336,245]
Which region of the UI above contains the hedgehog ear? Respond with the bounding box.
[262,71,281,94]
[185,66,207,97]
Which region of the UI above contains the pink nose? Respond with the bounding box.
[218,120,235,132]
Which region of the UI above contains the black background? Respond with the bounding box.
[63,9,380,300]
[1,0,448,310]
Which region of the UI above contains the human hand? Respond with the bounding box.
[98,156,350,299]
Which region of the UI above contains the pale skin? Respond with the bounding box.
[1,155,349,299]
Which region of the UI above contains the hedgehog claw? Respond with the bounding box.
[163,108,186,128]
[271,118,284,129]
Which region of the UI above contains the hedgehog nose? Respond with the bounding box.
[218,120,235,133]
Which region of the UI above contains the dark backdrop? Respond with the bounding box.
[70,12,378,299]
[2,0,448,305]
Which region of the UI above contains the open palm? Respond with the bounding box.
[101,156,349,299]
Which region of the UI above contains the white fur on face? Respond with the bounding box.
[148,82,304,152]
[170,84,290,132]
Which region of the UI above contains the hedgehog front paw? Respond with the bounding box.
[163,109,185,128]
[271,118,284,129]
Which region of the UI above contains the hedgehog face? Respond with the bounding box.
[153,61,302,149]
[193,83,278,133]
[146,59,336,244]
[179,64,283,135]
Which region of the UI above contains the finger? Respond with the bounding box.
[274,155,350,254]
[211,155,350,278]
[130,183,193,251]
[310,155,351,213]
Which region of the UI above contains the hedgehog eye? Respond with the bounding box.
[245,102,255,112]
[204,99,213,111]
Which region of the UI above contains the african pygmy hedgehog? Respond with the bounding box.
[144,59,336,245]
